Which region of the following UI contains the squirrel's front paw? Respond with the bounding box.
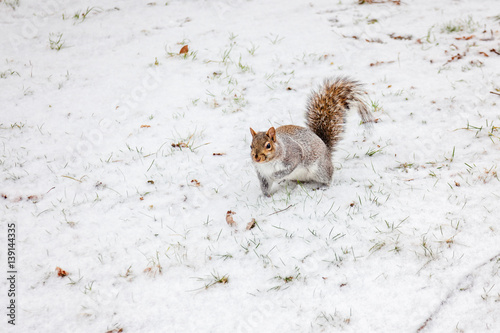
[258,177,272,197]
[261,191,271,198]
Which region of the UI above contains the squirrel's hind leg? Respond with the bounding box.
[311,158,333,186]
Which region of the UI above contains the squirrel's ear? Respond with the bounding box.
[250,127,257,138]
[266,127,276,142]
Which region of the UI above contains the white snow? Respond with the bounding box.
[1,0,500,332]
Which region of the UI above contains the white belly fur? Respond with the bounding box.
[255,160,280,177]
[255,160,319,182]
[286,163,318,181]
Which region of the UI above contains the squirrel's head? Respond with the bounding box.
[250,127,277,163]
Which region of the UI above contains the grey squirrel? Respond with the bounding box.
[250,77,374,197]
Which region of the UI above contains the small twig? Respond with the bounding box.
[490,91,500,96]
[267,204,295,216]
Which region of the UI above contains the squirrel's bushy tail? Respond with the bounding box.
[306,77,373,151]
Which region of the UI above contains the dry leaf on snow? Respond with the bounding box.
[226,210,236,226]
[55,267,68,277]
[246,218,256,230]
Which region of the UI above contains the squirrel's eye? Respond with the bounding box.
[266,143,271,149]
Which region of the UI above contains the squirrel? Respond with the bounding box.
[250,77,374,197]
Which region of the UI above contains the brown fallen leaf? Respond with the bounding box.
[359,0,400,4]
[365,38,383,43]
[213,152,226,156]
[455,35,475,40]
[246,218,256,230]
[446,52,465,63]
[106,328,124,333]
[171,142,188,148]
[179,45,189,54]
[27,195,40,202]
[141,125,151,128]
[55,267,68,277]
[226,210,236,226]
[389,33,412,40]
[191,179,201,187]
[369,60,395,67]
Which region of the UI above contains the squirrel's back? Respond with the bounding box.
[306,77,373,151]
[276,125,328,162]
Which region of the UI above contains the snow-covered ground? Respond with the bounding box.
[1,0,500,332]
